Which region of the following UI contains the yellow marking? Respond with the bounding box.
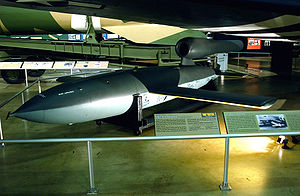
[48,34,58,40]
[101,18,185,44]
[202,113,215,117]
[50,11,72,31]
[33,28,47,33]
[0,19,10,34]
[150,92,273,110]
[0,62,23,69]
[30,37,43,39]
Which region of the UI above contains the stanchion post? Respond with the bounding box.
[21,92,25,104]
[219,137,231,191]
[38,79,42,93]
[87,141,99,195]
[21,69,29,104]
[25,69,28,87]
[0,118,4,147]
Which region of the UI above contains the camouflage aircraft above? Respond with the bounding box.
[0,5,207,84]
[0,0,299,41]
[0,6,206,45]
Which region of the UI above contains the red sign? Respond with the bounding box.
[247,38,261,50]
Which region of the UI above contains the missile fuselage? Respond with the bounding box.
[11,66,216,124]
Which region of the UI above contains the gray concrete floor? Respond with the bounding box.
[1,65,300,195]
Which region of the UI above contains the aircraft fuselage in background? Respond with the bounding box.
[0,1,299,41]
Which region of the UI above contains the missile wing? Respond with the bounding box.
[150,87,276,109]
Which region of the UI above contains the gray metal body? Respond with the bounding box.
[11,66,215,124]
[175,38,243,59]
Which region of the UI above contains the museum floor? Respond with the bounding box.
[1,62,300,195]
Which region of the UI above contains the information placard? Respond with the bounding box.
[53,61,75,69]
[22,61,54,69]
[155,113,220,136]
[75,61,109,69]
[0,62,23,69]
[223,110,300,134]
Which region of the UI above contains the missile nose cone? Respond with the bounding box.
[9,109,34,120]
[6,111,12,120]
[8,111,15,117]
[10,94,46,122]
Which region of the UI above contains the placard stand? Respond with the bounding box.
[219,137,231,191]
[87,141,99,195]
[0,118,4,147]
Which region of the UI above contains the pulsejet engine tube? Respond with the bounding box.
[175,37,243,64]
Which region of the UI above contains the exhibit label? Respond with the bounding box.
[154,113,220,136]
[223,110,300,134]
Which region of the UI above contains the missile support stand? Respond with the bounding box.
[101,95,151,135]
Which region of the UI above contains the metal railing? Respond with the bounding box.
[1,131,300,194]
[1,65,299,193]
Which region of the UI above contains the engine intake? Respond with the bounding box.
[175,37,243,65]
